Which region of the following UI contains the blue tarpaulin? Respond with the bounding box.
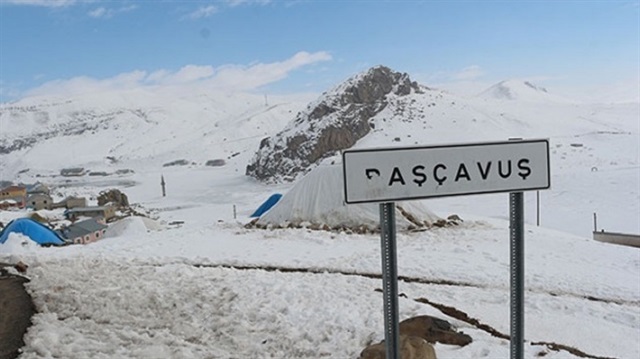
[0,218,65,246]
[250,193,282,218]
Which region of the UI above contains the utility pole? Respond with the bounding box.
[161,175,166,197]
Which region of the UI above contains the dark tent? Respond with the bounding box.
[250,193,282,218]
[0,218,65,246]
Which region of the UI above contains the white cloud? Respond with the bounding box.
[26,71,147,97]
[147,65,216,85]
[183,5,218,20]
[3,0,88,7]
[87,6,106,17]
[23,51,332,98]
[88,4,137,19]
[452,65,485,81]
[225,0,271,7]
[209,51,332,90]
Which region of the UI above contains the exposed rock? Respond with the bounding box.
[14,261,28,274]
[399,315,472,346]
[97,189,129,209]
[359,335,437,359]
[246,66,425,182]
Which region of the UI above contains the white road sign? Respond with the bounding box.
[343,139,550,204]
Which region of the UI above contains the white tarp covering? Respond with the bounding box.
[257,165,442,230]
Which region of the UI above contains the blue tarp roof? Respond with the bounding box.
[250,193,282,218]
[0,218,65,246]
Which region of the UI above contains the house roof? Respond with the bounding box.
[27,194,52,200]
[60,168,85,174]
[1,186,26,192]
[65,206,112,213]
[56,218,107,240]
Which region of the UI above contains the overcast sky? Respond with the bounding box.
[0,0,638,102]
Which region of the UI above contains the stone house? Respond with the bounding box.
[27,194,54,210]
[64,196,88,209]
[56,217,108,245]
[64,204,116,222]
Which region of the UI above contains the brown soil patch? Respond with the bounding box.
[0,268,35,359]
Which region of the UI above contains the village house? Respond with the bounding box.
[53,196,88,210]
[60,168,86,177]
[64,204,116,222]
[56,217,108,245]
[0,199,19,210]
[26,194,54,211]
[0,185,26,209]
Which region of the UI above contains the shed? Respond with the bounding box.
[27,194,53,211]
[56,217,108,245]
[64,204,116,222]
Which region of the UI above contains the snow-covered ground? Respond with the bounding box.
[1,79,639,358]
[2,164,639,359]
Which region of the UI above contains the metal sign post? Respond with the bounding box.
[342,139,550,359]
[380,202,400,359]
[510,192,525,359]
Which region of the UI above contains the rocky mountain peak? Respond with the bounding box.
[246,66,425,182]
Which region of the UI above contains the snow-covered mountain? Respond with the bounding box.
[245,66,638,183]
[0,87,313,179]
[478,79,558,102]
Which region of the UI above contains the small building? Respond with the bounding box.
[64,204,116,222]
[0,186,26,208]
[0,199,20,210]
[60,168,86,177]
[56,217,108,245]
[64,196,88,209]
[27,194,54,211]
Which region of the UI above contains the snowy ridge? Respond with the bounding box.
[477,79,573,103]
[0,87,312,178]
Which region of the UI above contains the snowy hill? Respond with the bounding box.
[0,86,313,179]
[477,79,568,102]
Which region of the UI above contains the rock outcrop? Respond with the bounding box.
[246,66,424,182]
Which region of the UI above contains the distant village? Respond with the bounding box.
[0,171,131,245]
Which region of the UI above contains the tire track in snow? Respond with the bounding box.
[179,262,628,359]
[188,262,639,307]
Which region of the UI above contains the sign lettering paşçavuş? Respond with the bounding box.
[343,139,549,204]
